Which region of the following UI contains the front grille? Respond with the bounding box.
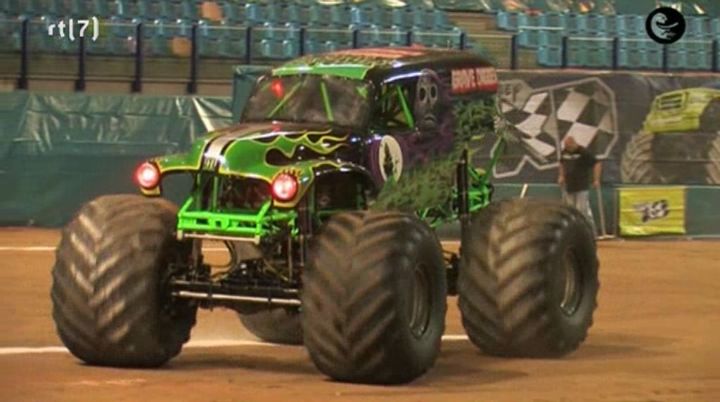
[656,93,685,111]
[217,176,271,210]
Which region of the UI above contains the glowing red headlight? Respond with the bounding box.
[271,173,298,202]
[271,79,284,99]
[135,162,160,189]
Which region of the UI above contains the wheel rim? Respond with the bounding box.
[559,249,583,316]
[408,263,431,338]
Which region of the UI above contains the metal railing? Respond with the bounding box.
[3,17,719,94]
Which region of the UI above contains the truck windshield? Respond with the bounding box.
[243,75,371,129]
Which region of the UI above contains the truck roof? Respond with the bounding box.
[272,47,495,81]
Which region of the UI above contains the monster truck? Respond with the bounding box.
[51,48,599,384]
[622,86,720,184]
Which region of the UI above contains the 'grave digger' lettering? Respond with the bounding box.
[451,67,498,94]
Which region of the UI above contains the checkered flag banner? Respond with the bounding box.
[493,77,619,179]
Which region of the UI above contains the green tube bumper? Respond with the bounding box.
[176,198,297,242]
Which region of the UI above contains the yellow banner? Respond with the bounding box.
[619,187,686,236]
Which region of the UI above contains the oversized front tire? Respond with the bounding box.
[621,132,660,184]
[458,199,599,357]
[239,308,302,345]
[51,194,197,367]
[302,212,447,384]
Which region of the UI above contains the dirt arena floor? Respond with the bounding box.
[0,228,718,402]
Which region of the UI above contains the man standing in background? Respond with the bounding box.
[558,136,602,234]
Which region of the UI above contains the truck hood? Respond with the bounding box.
[151,122,360,200]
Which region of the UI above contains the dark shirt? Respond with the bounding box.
[561,146,597,193]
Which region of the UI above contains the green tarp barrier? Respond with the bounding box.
[0,92,232,226]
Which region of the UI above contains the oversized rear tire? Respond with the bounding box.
[458,199,599,357]
[302,211,446,384]
[51,194,197,367]
[239,308,302,345]
[621,132,660,184]
[231,242,303,345]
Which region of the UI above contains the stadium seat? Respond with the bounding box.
[537,45,562,66]
[539,12,566,29]
[713,19,720,36]
[568,13,589,34]
[255,22,278,42]
[244,2,265,25]
[618,39,647,68]
[686,16,711,38]
[588,14,613,35]
[518,29,540,48]
[643,40,663,69]
[218,26,247,58]
[115,0,141,20]
[286,3,304,25]
[615,14,644,38]
[538,29,563,47]
[221,2,242,24]
[668,47,689,70]
[587,41,613,68]
[267,3,290,24]
[496,10,518,31]
[431,9,450,30]
[567,39,587,67]
[308,4,332,28]
[0,0,478,61]
[516,12,540,30]
[391,7,410,28]
[330,5,352,26]
[685,40,713,70]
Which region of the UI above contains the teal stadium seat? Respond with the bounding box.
[618,39,647,68]
[615,14,644,38]
[686,16,711,38]
[539,12,567,29]
[538,29,563,47]
[538,45,562,66]
[0,0,468,61]
[330,4,352,26]
[586,41,613,68]
[244,2,265,25]
[267,3,291,25]
[643,40,663,69]
[567,39,587,67]
[391,7,410,28]
[433,0,492,12]
[217,26,247,58]
[518,29,540,48]
[515,12,537,30]
[308,4,332,28]
[496,11,517,31]
[568,13,589,34]
[685,40,713,70]
[712,19,720,36]
[222,2,242,23]
[587,14,613,35]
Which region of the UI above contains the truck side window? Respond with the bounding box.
[378,82,415,129]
